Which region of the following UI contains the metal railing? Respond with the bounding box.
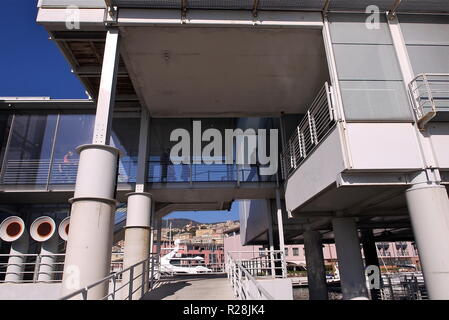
[280,82,336,179]
[0,159,276,186]
[380,272,427,300]
[227,250,286,279]
[0,252,124,283]
[226,252,275,300]
[60,254,159,300]
[0,253,66,283]
[409,73,449,128]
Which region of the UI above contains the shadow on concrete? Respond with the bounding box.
[141,274,230,300]
[142,280,192,300]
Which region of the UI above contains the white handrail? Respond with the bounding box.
[280,82,336,179]
[408,73,449,128]
[226,252,276,300]
[60,254,159,300]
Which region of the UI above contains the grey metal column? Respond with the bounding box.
[360,229,380,300]
[303,230,328,300]
[123,110,152,300]
[332,217,368,300]
[406,171,449,300]
[61,28,121,300]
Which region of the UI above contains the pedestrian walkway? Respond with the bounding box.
[142,274,235,300]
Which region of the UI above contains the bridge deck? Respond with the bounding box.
[142,274,235,300]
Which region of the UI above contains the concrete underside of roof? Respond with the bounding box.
[119,26,329,117]
[276,184,449,245]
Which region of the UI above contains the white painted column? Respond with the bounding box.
[61,28,121,300]
[303,230,328,300]
[122,110,152,299]
[122,193,152,300]
[0,217,29,283]
[332,217,368,300]
[406,175,449,299]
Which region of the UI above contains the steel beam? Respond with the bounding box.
[61,28,121,300]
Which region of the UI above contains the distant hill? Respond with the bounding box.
[161,218,201,229]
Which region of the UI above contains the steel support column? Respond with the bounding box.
[303,230,328,300]
[361,229,381,300]
[332,217,368,300]
[61,28,121,300]
[122,110,152,300]
[406,176,449,300]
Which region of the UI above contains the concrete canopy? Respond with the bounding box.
[119,26,329,117]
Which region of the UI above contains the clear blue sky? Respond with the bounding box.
[0,0,86,98]
[164,202,240,224]
[0,1,240,223]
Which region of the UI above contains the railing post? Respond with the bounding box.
[150,256,155,290]
[128,266,134,301]
[33,255,41,283]
[238,265,243,299]
[81,289,88,300]
[141,260,147,297]
[111,275,116,300]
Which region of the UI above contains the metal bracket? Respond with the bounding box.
[252,0,259,19]
[387,0,402,20]
[181,0,188,24]
[104,1,118,26]
[322,0,331,18]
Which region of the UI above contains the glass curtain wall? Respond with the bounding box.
[148,117,280,183]
[0,113,280,186]
[0,112,139,186]
[1,114,57,185]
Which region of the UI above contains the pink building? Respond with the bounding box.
[223,227,421,272]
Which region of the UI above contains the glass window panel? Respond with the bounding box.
[0,114,12,173]
[51,114,94,184]
[111,117,140,183]
[3,114,57,185]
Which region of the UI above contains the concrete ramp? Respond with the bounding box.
[142,274,235,300]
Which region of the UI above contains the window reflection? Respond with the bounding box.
[3,114,57,184]
[111,117,139,183]
[51,114,94,184]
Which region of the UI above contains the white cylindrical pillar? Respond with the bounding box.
[406,183,449,300]
[122,192,152,300]
[0,216,29,282]
[30,216,59,282]
[61,144,120,300]
[332,217,368,300]
[303,230,328,300]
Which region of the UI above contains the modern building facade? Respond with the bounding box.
[0,0,448,300]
